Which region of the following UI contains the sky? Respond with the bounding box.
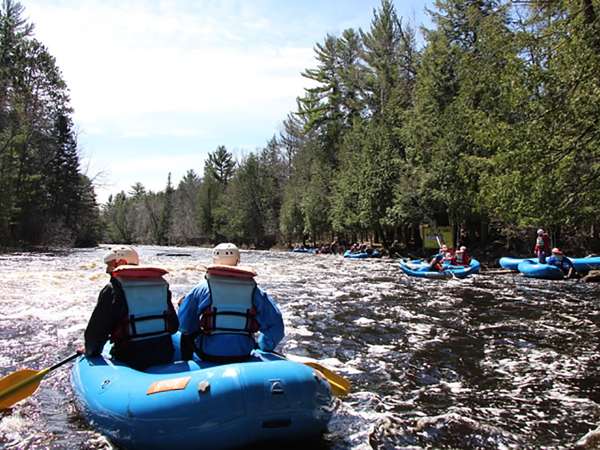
[23,0,433,204]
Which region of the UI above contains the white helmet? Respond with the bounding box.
[537,228,544,235]
[212,243,240,266]
[103,246,139,265]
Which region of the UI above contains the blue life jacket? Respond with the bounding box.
[195,268,261,362]
[118,275,171,343]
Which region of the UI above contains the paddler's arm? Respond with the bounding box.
[178,284,210,335]
[165,289,179,333]
[84,284,114,356]
[177,283,211,360]
[254,287,284,352]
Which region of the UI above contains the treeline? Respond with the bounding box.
[0,0,100,247]
[104,0,600,253]
[7,0,597,252]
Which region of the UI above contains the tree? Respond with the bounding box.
[206,145,235,186]
[157,173,173,245]
[0,0,101,246]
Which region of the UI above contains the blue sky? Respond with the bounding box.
[24,0,433,203]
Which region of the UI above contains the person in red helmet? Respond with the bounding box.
[546,247,576,278]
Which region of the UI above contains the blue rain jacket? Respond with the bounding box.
[178,280,284,359]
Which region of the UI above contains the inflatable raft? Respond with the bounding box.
[399,259,481,279]
[71,336,333,450]
[291,248,316,254]
[501,255,600,275]
[517,259,565,280]
[343,249,381,259]
[570,256,600,273]
[499,257,535,271]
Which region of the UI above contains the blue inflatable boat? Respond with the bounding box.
[517,259,565,280]
[343,249,381,259]
[71,336,333,450]
[499,257,535,271]
[291,247,316,254]
[501,255,600,274]
[571,256,600,273]
[399,259,481,279]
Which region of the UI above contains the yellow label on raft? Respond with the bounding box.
[146,376,191,395]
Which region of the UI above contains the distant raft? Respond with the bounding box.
[517,259,565,280]
[399,259,481,279]
[343,249,381,259]
[291,248,317,254]
[500,255,600,275]
[499,257,535,271]
[71,335,333,450]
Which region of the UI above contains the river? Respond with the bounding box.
[1,246,600,449]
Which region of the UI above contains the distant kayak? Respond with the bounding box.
[517,259,565,280]
[399,259,481,279]
[343,249,381,259]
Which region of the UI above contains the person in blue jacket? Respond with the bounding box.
[546,247,576,278]
[178,243,285,362]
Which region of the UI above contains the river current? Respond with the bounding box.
[1,246,600,449]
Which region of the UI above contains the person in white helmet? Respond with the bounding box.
[533,228,551,263]
[178,243,284,362]
[84,246,179,369]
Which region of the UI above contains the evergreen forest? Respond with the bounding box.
[2,0,600,254]
[0,0,100,247]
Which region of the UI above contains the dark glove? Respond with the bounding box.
[180,333,195,361]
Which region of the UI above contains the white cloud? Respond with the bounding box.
[26,1,315,134]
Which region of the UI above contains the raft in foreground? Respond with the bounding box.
[71,338,333,450]
[399,259,481,279]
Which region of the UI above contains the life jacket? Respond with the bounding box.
[430,255,444,272]
[111,265,172,343]
[454,251,465,265]
[454,251,470,266]
[199,264,260,337]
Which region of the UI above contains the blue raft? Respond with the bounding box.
[291,247,316,254]
[71,336,333,450]
[500,255,600,275]
[399,259,481,279]
[499,257,535,271]
[343,249,381,259]
[517,259,565,280]
[571,256,600,273]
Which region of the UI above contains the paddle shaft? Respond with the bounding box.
[46,352,81,372]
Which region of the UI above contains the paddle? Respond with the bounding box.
[279,353,351,397]
[0,351,81,410]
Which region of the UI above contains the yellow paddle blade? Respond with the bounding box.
[0,369,45,410]
[302,361,351,397]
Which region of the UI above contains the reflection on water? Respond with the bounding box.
[1,246,600,449]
